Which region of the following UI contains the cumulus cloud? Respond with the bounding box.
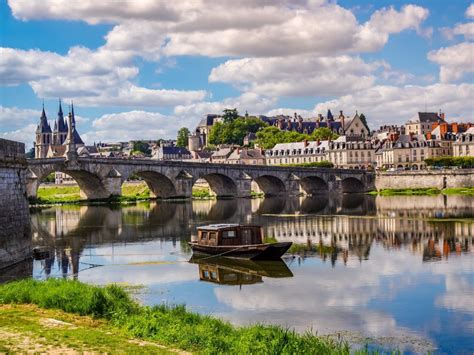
[441,22,474,40]
[310,83,474,127]
[428,42,474,83]
[209,55,383,97]
[174,92,277,118]
[0,47,206,107]
[0,106,39,128]
[0,124,37,146]
[81,110,196,143]
[8,1,430,58]
[466,3,474,19]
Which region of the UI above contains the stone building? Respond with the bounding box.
[34,101,85,159]
[453,127,474,157]
[375,135,451,170]
[153,145,192,160]
[227,148,265,165]
[404,112,445,136]
[265,137,377,169]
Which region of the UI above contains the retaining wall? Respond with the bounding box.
[375,169,474,190]
[0,139,31,270]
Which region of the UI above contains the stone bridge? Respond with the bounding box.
[26,157,375,200]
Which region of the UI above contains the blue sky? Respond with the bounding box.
[0,0,473,146]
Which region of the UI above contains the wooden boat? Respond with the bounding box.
[188,224,292,260]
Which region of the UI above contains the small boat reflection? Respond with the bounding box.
[189,256,293,285]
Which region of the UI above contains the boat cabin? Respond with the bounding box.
[197,224,263,246]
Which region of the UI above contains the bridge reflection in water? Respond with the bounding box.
[18,193,472,281]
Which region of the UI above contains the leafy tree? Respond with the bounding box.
[208,117,267,145]
[25,147,35,159]
[222,108,239,123]
[311,127,339,141]
[176,127,190,147]
[359,113,368,127]
[132,141,151,156]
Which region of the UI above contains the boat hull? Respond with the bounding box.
[188,242,292,260]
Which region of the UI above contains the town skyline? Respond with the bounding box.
[1,0,474,146]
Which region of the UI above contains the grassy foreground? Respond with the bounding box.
[0,279,351,354]
[370,187,474,196]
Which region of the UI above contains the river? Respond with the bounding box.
[3,194,473,353]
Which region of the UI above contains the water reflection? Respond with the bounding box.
[189,257,293,285]
[17,194,474,353]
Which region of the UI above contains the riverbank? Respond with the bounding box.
[370,187,474,196]
[0,279,351,354]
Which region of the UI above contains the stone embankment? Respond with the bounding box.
[0,139,32,270]
[375,169,473,190]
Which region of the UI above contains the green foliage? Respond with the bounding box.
[279,161,334,168]
[41,172,56,183]
[208,117,268,146]
[375,188,441,196]
[359,113,368,127]
[255,126,339,149]
[222,108,239,123]
[442,187,474,195]
[425,156,474,168]
[132,141,151,156]
[0,279,352,354]
[192,188,212,199]
[25,147,35,159]
[176,127,190,147]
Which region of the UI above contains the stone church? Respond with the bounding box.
[34,100,87,159]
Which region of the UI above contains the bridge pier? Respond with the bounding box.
[174,175,193,198]
[236,175,252,198]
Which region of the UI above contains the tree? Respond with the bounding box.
[208,117,267,146]
[311,127,339,141]
[222,108,239,123]
[132,141,151,156]
[176,127,190,147]
[25,147,35,159]
[359,113,368,127]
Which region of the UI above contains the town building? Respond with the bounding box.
[375,135,452,170]
[405,112,445,136]
[209,145,235,163]
[153,144,192,160]
[265,137,377,169]
[227,148,265,165]
[453,127,474,157]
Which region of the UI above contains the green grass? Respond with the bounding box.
[372,188,441,196]
[441,187,474,195]
[0,304,171,354]
[370,187,474,196]
[192,188,213,199]
[0,279,351,354]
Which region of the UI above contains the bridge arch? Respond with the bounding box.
[253,175,286,196]
[341,177,365,193]
[299,176,328,195]
[127,170,177,199]
[31,166,112,200]
[197,173,237,198]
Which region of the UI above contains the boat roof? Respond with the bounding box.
[197,223,240,231]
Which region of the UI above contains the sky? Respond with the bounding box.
[0,0,473,147]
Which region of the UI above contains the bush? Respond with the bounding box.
[425,156,474,168]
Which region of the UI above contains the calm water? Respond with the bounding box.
[4,195,474,353]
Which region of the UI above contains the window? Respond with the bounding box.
[209,232,216,241]
[200,232,208,241]
[222,230,236,238]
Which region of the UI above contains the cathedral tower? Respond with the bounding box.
[35,104,52,158]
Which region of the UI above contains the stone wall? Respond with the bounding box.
[375,169,474,190]
[0,139,32,270]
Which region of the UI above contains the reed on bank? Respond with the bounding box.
[0,278,351,354]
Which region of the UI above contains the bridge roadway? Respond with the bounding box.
[26,157,375,200]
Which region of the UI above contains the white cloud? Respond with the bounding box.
[466,3,474,19]
[441,22,474,40]
[0,106,39,128]
[428,42,474,83]
[310,83,474,127]
[0,46,207,107]
[209,55,383,97]
[8,1,430,59]
[0,124,37,146]
[174,92,277,118]
[81,110,194,143]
